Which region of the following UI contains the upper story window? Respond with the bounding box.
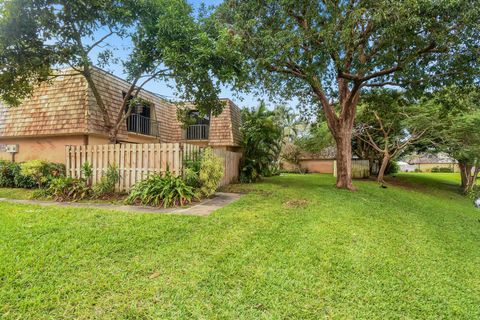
[188,110,210,125]
[186,110,210,140]
[123,93,159,137]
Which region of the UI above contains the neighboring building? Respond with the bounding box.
[281,146,336,174]
[0,68,241,163]
[397,161,417,172]
[403,152,459,172]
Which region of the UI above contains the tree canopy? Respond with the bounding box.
[214,0,480,189]
[0,0,241,140]
[355,89,439,182]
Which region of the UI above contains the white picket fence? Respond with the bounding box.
[65,143,241,190]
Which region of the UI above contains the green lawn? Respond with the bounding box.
[1,174,479,319]
[0,187,35,200]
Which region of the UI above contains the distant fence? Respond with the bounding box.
[333,159,370,179]
[65,143,241,190]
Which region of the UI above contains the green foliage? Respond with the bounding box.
[46,177,90,202]
[431,167,454,173]
[280,143,304,173]
[126,171,196,208]
[93,164,120,198]
[0,161,39,189]
[0,160,16,187]
[198,148,224,197]
[295,122,334,153]
[466,185,479,200]
[0,0,242,123]
[385,161,400,175]
[183,158,202,188]
[240,102,283,182]
[81,162,93,186]
[20,160,65,188]
[31,188,51,200]
[216,0,479,104]
[421,85,480,190]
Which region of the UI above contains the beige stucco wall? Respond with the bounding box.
[282,160,335,173]
[0,136,86,163]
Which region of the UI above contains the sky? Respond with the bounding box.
[89,0,294,111]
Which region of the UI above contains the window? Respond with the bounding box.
[123,93,156,136]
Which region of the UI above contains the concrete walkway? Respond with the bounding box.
[0,192,242,216]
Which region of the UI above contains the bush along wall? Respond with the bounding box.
[0,160,60,189]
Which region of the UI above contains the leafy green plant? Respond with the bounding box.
[240,102,283,182]
[385,161,400,175]
[46,176,90,202]
[199,148,224,197]
[93,164,120,198]
[125,171,196,208]
[20,160,65,188]
[81,162,93,187]
[183,158,202,188]
[0,160,16,187]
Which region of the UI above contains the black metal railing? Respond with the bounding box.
[186,124,209,140]
[126,114,160,137]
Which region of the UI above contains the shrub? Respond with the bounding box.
[46,176,90,201]
[431,167,440,173]
[439,167,453,173]
[0,160,17,187]
[0,161,38,189]
[240,103,283,183]
[20,160,65,188]
[385,160,399,174]
[414,168,422,173]
[125,170,196,207]
[199,148,224,197]
[93,164,120,198]
[183,158,201,188]
[81,162,93,187]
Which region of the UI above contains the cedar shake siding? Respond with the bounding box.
[0,73,88,137]
[0,67,241,162]
[86,68,180,143]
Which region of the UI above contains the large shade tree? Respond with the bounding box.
[215,0,480,189]
[354,89,438,183]
[430,86,480,193]
[0,0,240,142]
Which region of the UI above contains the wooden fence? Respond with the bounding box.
[214,149,243,187]
[65,143,240,190]
[333,159,370,179]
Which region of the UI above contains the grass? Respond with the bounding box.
[1,173,479,319]
[0,187,35,200]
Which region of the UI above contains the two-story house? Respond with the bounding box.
[0,68,242,162]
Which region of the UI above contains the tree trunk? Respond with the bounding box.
[459,161,477,193]
[377,154,390,183]
[459,161,468,189]
[334,128,355,190]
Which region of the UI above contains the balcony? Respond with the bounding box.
[186,124,209,140]
[126,114,160,137]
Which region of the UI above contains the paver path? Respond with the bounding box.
[0,192,241,216]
